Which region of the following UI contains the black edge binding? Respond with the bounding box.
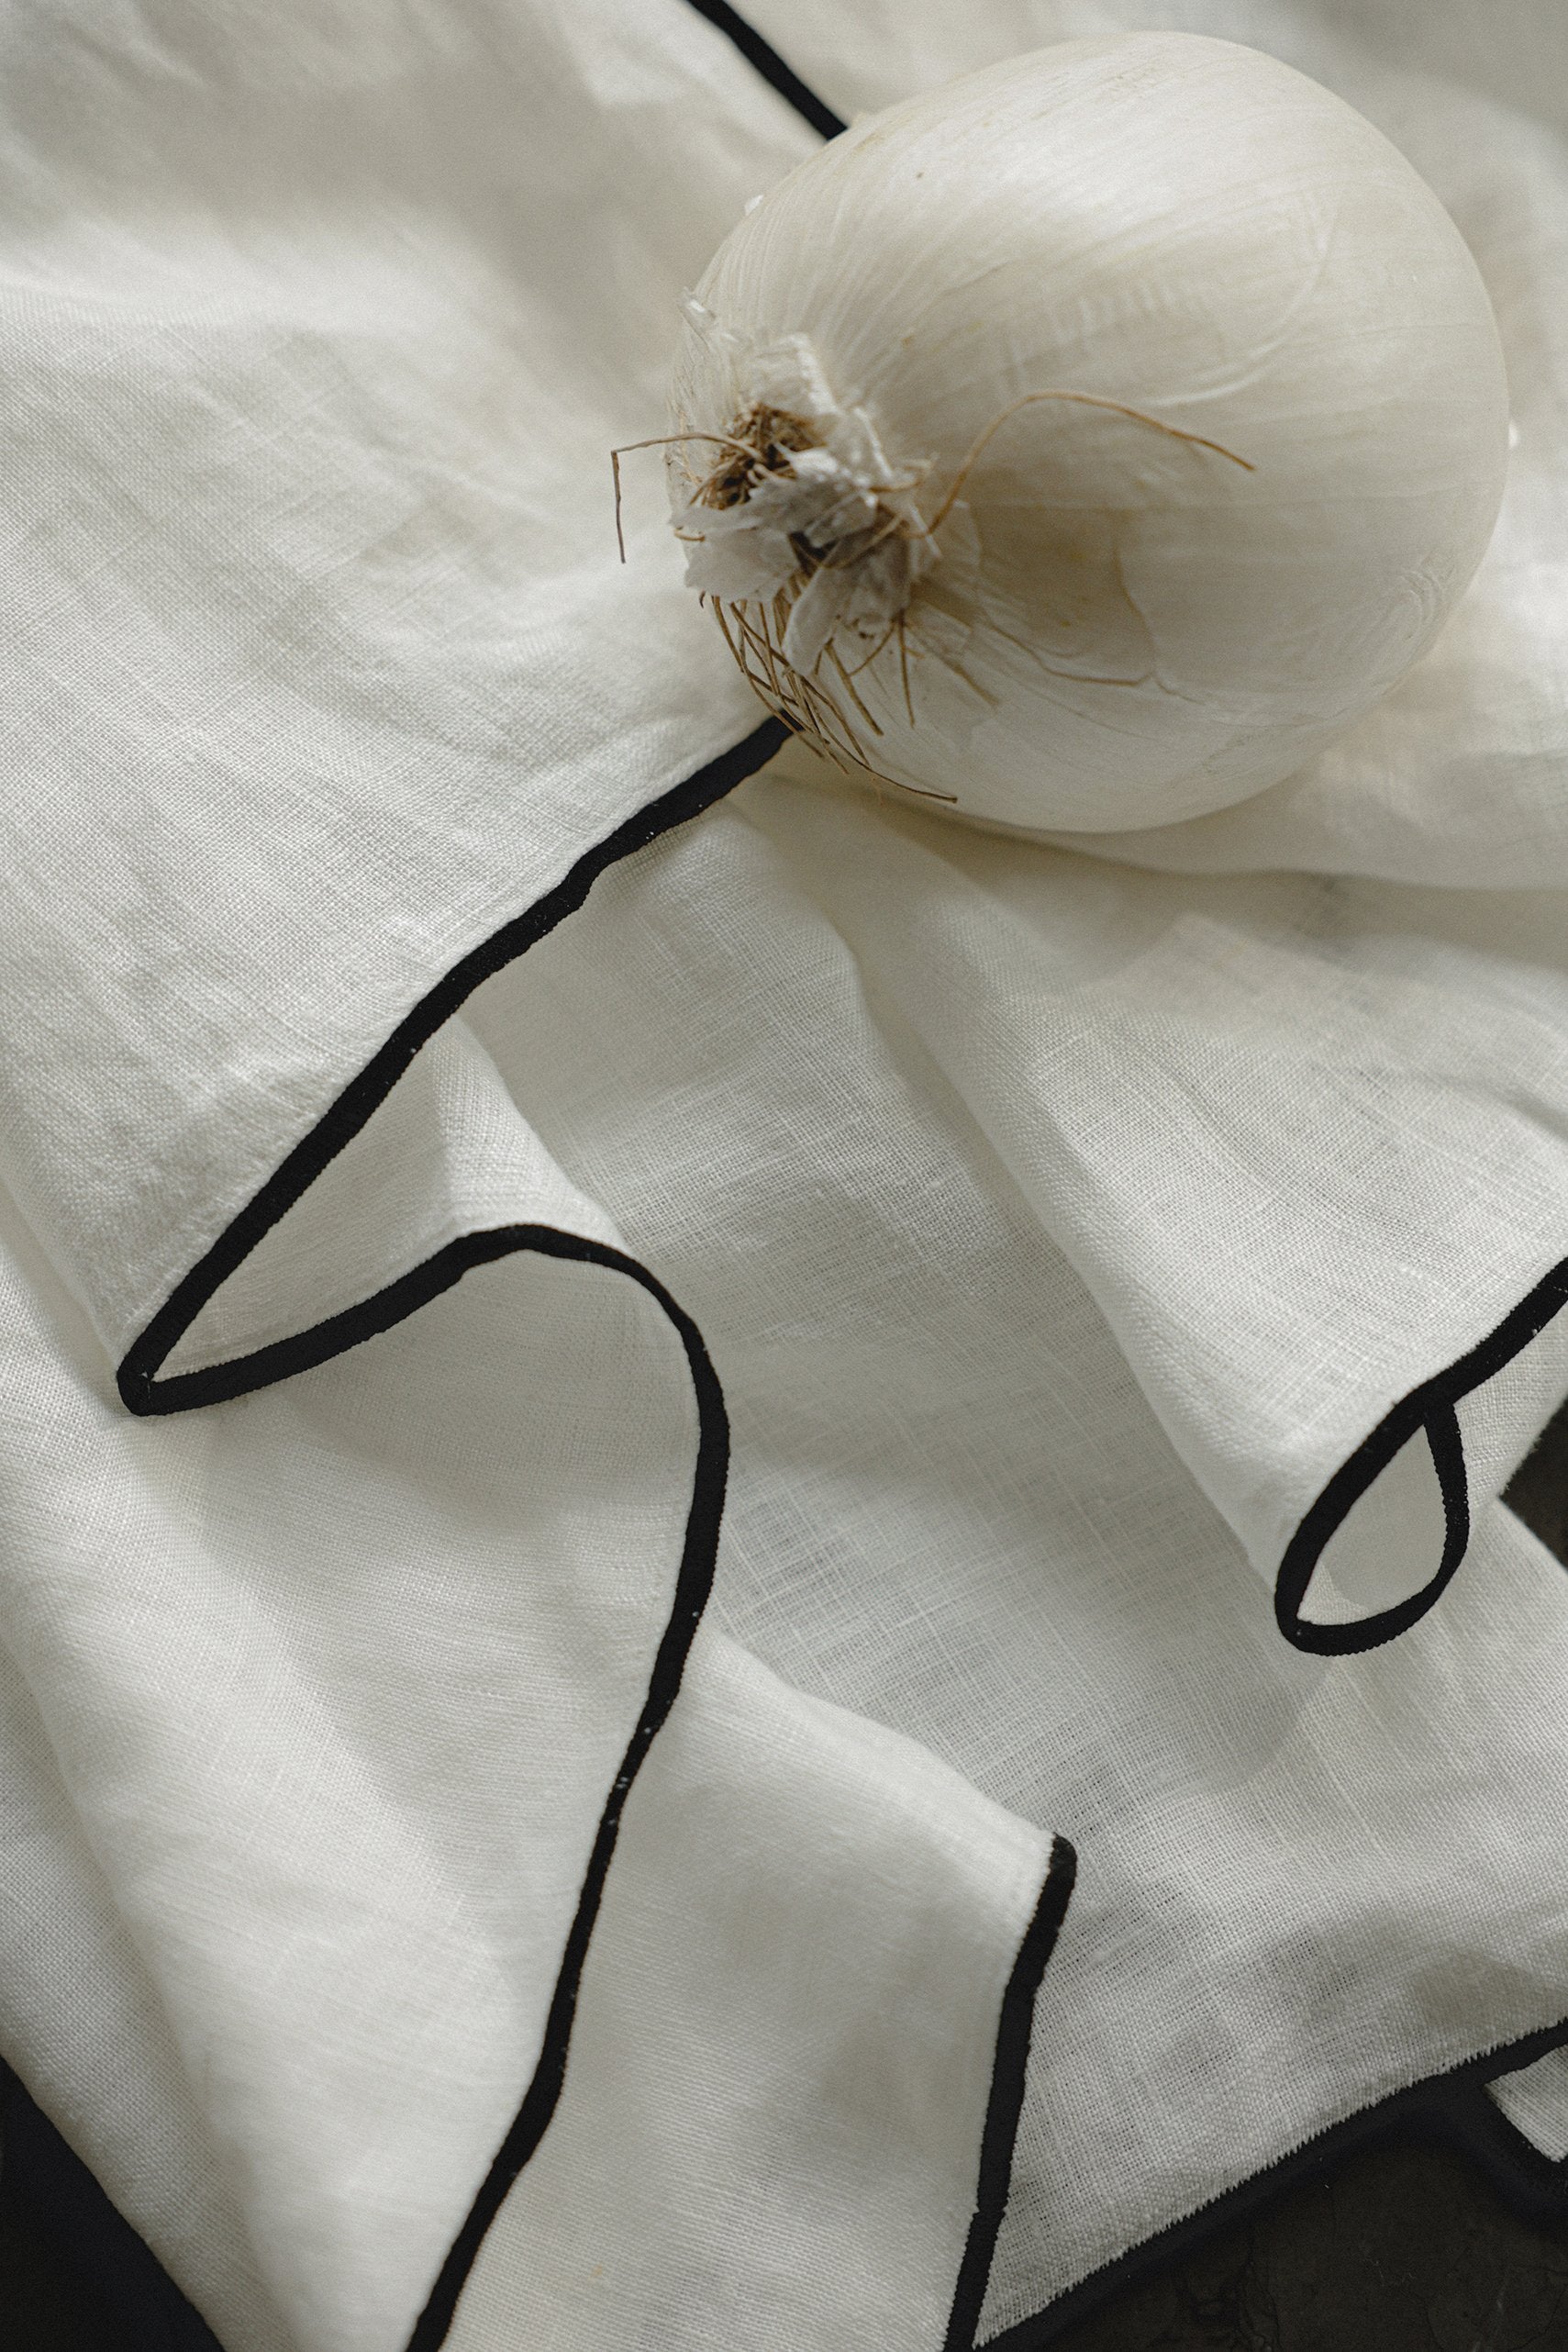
[681,0,848,139]
[946,1838,1077,2352]
[111,726,779,2348]
[118,718,785,1415]
[1276,1257,1568,1656]
[404,1229,728,2350]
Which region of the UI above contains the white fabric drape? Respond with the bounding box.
[3,1,1568,2346]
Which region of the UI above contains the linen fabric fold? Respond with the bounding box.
[0,1154,1066,2352]
[4,0,1568,2347]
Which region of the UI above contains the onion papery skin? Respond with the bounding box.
[671,32,1510,836]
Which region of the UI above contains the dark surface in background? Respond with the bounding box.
[3,1403,1568,2352]
[0,2059,220,2349]
[1502,1404,1568,1568]
[1050,2128,1568,2351]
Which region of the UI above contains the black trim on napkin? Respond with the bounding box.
[946,1838,1077,2352]
[682,0,848,139]
[113,733,770,2347]
[1278,1257,1568,1655]
[117,719,786,1416]
[402,1232,729,2351]
[109,712,1069,2347]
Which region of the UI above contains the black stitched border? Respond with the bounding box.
[1276,1257,1568,1656]
[117,718,785,1415]
[681,0,848,139]
[101,663,1077,2343]
[110,726,779,2348]
[980,2008,1568,2349]
[946,1838,1077,2352]
[402,1227,728,2350]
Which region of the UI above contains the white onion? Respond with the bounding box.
[661,32,1509,835]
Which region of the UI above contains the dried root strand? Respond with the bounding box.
[926,388,1253,534]
[825,641,884,741]
[614,375,1250,808]
[691,410,951,790]
[716,584,960,804]
[611,429,768,563]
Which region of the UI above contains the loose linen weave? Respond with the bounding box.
[4,1,1568,2346]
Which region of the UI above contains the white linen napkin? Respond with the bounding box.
[2,1,1567,2346]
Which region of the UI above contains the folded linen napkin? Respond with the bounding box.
[3,1,1568,2346]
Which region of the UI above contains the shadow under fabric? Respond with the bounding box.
[2,2,1568,2349]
